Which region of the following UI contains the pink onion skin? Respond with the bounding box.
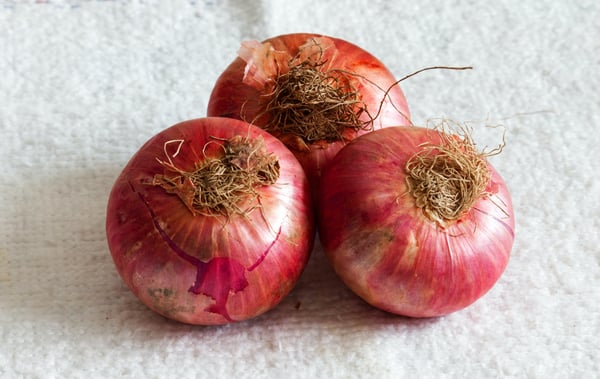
[106,118,315,325]
[318,126,515,318]
[206,33,411,193]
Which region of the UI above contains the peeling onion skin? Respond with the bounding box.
[106,118,315,325]
[317,126,515,318]
[207,33,411,193]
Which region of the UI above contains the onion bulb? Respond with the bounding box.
[207,33,411,192]
[106,117,315,325]
[317,125,514,317]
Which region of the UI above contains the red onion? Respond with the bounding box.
[207,33,411,192]
[318,125,514,317]
[106,118,315,325]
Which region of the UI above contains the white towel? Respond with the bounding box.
[1,1,598,378]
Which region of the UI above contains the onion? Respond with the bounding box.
[106,118,315,325]
[317,125,514,317]
[207,33,411,192]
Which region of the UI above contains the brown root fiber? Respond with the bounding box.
[152,136,280,217]
[259,43,372,146]
[405,124,493,226]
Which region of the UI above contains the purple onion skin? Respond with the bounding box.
[106,118,315,325]
[318,126,514,318]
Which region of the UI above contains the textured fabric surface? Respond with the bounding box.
[1,1,598,378]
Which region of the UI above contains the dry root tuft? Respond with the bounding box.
[152,136,280,217]
[405,121,498,226]
[259,41,372,147]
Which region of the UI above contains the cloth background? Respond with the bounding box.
[1,0,598,378]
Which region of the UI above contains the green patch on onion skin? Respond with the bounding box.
[147,287,174,298]
[405,122,504,227]
[152,135,280,218]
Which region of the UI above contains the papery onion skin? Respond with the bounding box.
[207,33,411,192]
[106,118,315,325]
[317,126,514,318]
